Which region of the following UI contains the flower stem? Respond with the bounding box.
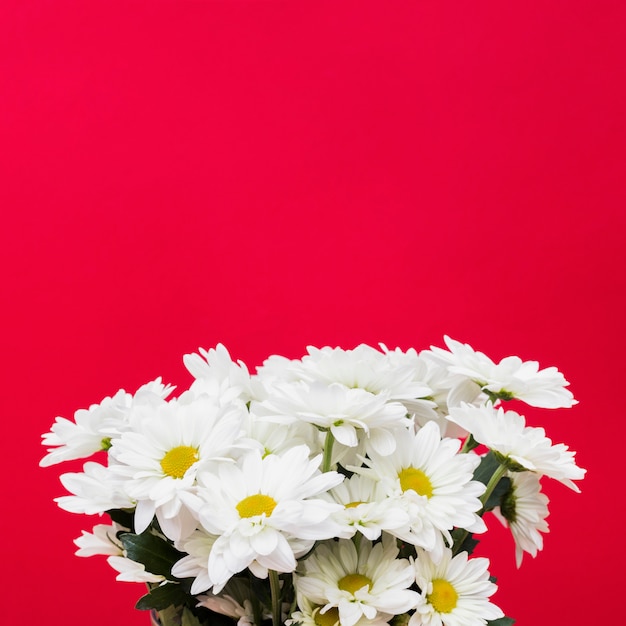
[322,430,335,472]
[269,569,282,626]
[249,573,263,626]
[480,463,509,511]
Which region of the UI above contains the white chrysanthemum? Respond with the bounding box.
[107,555,166,583]
[74,522,127,557]
[245,410,322,458]
[259,381,410,457]
[171,528,219,594]
[196,593,258,626]
[427,336,576,408]
[299,345,432,404]
[56,461,135,514]
[446,403,586,491]
[411,549,503,626]
[492,472,550,567]
[355,421,485,561]
[295,535,419,626]
[184,343,258,405]
[380,345,478,438]
[288,594,391,626]
[256,353,308,385]
[110,396,252,540]
[190,446,344,592]
[40,378,174,467]
[197,579,277,626]
[325,474,409,540]
[74,522,164,584]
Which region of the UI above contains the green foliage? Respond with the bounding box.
[119,529,186,579]
[181,607,205,626]
[473,451,502,485]
[450,528,479,555]
[106,508,135,532]
[473,451,511,512]
[136,584,192,611]
[487,617,516,626]
[390,613,410,626]
[483,475,511,513]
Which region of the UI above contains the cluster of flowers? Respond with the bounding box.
[41,338,585,626]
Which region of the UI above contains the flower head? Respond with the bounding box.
[259,381,410,458]
[446,403,586,491]
[40,378,173,467]
[325,474,409,541]
[190,445,344,592]
[295,535,419,626]
[492,471,550,567]
[355,421,486,561]
[411,549,503,626]
[109,395,252,540]
[427,336,576,408]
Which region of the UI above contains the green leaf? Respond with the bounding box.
[462,433,480,452]
[473,451,511,512]
[181,607,204,626]
[483,476,511,513]
[120,531,186,579]
[487,617,516,626]
[153,605,183,626]
[106,508,135,531]
[389,613,410,626]
[450,529,479,555]
[473,451,502,485]
[135,584,191,611]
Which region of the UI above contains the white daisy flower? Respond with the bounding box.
[56,461,135,514]
[256,353,308,386]
[411,548,503,626]
[427,336,576,408]
[171,528,219,595]
[196,593,259,626]
[245,410,322,458]
[110,395,252,540]
[191,445,344,592]
[299,345,432,404]
[355,421,486,561]
[196,579,275,626]
[378,345,442,417]
[381,345,478,438]
[74,522,127,557]
[260,381,410,457]
[294,535,419,626]
[40,378,174,467]
[107,555,166,583]
[492,471,550,567]
[288,595,391,626]
[446,403,586,491]
[325,474,409,541]
[74,522,165,584]
[183,343,257,406]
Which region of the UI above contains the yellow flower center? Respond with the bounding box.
[345,501,364,508]
[337,573,373,595]
[398,467,433,498]
[236,494,277,518]
[427,579,458,613]
[314,607,340,626]
[160,445,199,479]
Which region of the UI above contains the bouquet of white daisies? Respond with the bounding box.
[40,338,585,626]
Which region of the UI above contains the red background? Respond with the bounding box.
[1,1,624,625]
